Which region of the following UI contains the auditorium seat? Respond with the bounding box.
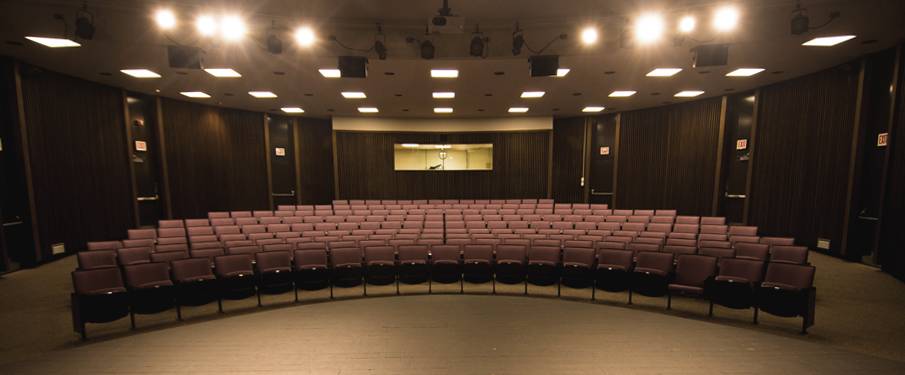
[593,249,634,301]
[698,247,736,267]
[116,247,153,266]
[462,244,495,290]
[495,244,528,285]
[560,247,597,296]
[123,261,176,329]
[170,258,219,319]
[700,217,726,225]
[254,251,294,306]
[734,243,770,262]
[213,254,257,309]
[769,245,809,264]
[158,220,184,228]
[293,249,331,300]
[526,245,561,293]
[705,257,765,316]
[630,251,675,303]
[755,262,817,333]
[667,254,718,309]
[761,236,795,246]
[70,267,129,340]
[330,247,364,294]
[128,229,157,241]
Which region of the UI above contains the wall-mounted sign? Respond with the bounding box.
[878,133,888,147]
[600,147,610,155]
[736,139,748,150]
[135,141,147,151]
[134,119,144,126]
[275,148,285,156]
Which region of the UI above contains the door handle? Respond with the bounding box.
[590,189,613,196]
[724,193,746,199]
[272,190,296,197]
[137,195,159,201]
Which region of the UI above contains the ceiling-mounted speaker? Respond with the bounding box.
[339,56,368,78]
[693,44,729,68]
[529,55,559,77]
[167,45,203,69]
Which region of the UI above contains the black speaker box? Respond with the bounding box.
[167,45,203,69]
[529,55,559,77]
[693,44,729,68]
[339,56,368,78]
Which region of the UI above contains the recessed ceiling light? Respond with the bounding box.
[205,68,241,77]
[319,69,341,78]
[583,107,605,112]
[675,90,705,97]
[25,36,80,48]
[156,10,176,29]
[802,35,856,47]
[521,91,545,98]
[609,91,636,97]
[358,107,379,113]
[635,14,665,44]
[726,68,765,77]
[402,144,419,147]
[557,69,570,77]
[294,27,316,46]
[679,16,696,33]
[509,107,529,113]
[433,92,455,99]
[713,6,739,31]
[281,107,304,113]
[180,91,210,98]
[220,15,247,41]
[431,69,458,78]
[434,107,453,113]
[249,91,277,98]
[341,92,366,99]
[647,68,682,76]
[581,28,598,44]
[120,69,161,78]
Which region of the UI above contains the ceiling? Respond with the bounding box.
[0,0,903,119]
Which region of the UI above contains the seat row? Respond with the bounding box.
[71,245,816,341]
[205,209,690,220]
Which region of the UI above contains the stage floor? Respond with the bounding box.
[1,284,901,375]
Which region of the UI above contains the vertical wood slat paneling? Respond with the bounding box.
[749,63,860,252]
[296,117,335,205]
[334,131,549,200]
[551,117,586,203]
[18,64,133,257]
[615,98,723,215]
[160,99,268,219]
[879,50,905,280]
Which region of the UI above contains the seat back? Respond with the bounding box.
[673,254,718,288]
[214,254,254,276]
[364,246,397,263]
[294,249,328,269]
[717,258,765,284]
[761,237,795,246]
[72,267,126,295]
[462,244,494,262]
[431,245,462,264]
[698,247,736,264]
[255,251,292,272]
[171,258,214,282]
[116,247,153,266]
[662,245,697,261]
[597,249,633,270]
[528,246,561,264]
[634,251,674,274]
[769,245,809,264]
[496,244,527,263]
[562,247,596,267]
[398,245,429,263]
[728,225,758,236]
[123,262,172,289]
[735,243,770,262]
[86,241,121,251]
[762,262,815,291]
[330,247,362,267]
[77,250,118,270]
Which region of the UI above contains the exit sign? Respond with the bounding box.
[878,133,888,147]
[736,139,747,150]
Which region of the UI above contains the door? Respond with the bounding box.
[0,101,36,272]
[721,91,756,224]
[128,93,164,227]
[268,115,297,208]
[588,114,618,206]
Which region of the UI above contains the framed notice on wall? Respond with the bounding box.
[275,148,285,156]
[135,141,147,151]
[878,133,888,147]
[600,147,610,155]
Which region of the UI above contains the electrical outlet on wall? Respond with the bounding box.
[52,243,65,255]
[816,238,830,250]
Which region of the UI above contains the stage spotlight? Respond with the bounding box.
[581,27,598,44]
[679,16,696,33]
[635,14,664,44]
[197,16,217,36]
[421,40,435,60]
[713,7,739,31]
[156,10,176,29]
[470,24,487,57]
[294,27,315,46]
[75,6,95,40]
[374,23,387,60]
[267,34,282,54]
[791,3,809,35]
[221,16,246,41]
[512,23,524,56]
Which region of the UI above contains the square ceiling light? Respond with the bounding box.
[508,107,529,113]
[434,107,453,113]
[25,36,80,48]
[609,91,636,97]
[431,69,458,78]
[205,68,241,77]
[674,90,705,97]
[358,107,379,113]
[802,35,856,46]
[281,107,304,113]
[180,91,210,98]
[521,91,545,98]
[646,68,682,77]
[249,91,277,98]
[726,68,765,77]
[582,107,605,112]
[120,69,161,78]
[433,92,455,99]
[319,69,341,78]
[342,92,366,99]
[557,69,570,77]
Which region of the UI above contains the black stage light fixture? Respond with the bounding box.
[374,23,388,60]
[74,6,95,40]
[791,3,809,35]
[167,45,203,69]
[511,22,524,56]
[421,40,435,59]
[267,34,282,54]
[529,55,559,77]
[470,24,488,57]
[339,56,368,78]
[693,44,729,68]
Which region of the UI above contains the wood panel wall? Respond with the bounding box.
[748,63,860,252]
[334,131,549,200]
[160,99,269,219]
[18,64,134,258]
[296,117,335,205]
[615,98,723,215]
[551,117,586,203]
